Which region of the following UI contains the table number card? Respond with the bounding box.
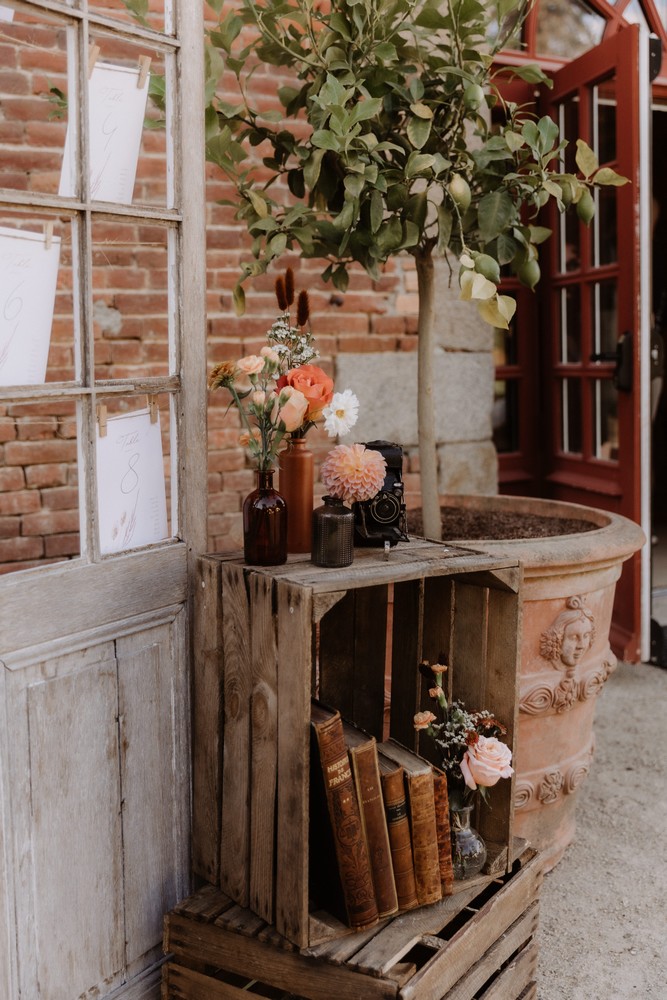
[59,60,150,205]
[0,226,61,386]
[0,6,15,22]
[96,408,169,555]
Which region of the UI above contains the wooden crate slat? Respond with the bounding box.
[165,914,399,1000]
[305,914,389,962]
[390,579,423,749]
[397,852,543,1000]
[318,590,356,716]
[352,584,389,737]
[346,885,481,976]
[170,884,233,921]
[191,557,224,883]
[274,580,313,949]
[220,564,253,907]
[440,903,539,1000]
[249,572,279,925]
[450,581,488,711]
[163,962,262,1000]
[214,903,267,937]
[476,938,539,1000]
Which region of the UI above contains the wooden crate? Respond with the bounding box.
[191,539,523,949]
[163,847,542,1000]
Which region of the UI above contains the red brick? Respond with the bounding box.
[25,121,68,147]
[0,419,17,443]
[0,71,30,95]
[0,517,20,539]
[221,469,256,492]
[372,316,408,336]
[44,533,80,557]
[22,509,80,536]
[0,122,24,142]
[0,491,41,516]
[207,450,246,474]
[0,537,44,562]
[4,440,78,465]
[24,464,69,488]
[41,487,79,510]
[0,468,24,492]
[208,491,242,515]
[16,419,59,441]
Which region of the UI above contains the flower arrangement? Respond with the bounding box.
[320,443,387,504]
[208,268,360,471]
[414,662,513,810]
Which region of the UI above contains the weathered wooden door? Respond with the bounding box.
[0,3,206,998]
[541,24,651,661]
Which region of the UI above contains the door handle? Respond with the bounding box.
[590,331,632,392]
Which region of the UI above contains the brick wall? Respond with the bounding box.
[0,2,493,573]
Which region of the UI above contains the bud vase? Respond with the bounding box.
[312,495,354,567]
[243,469,287,566]
[450,804,487,880]
[279,436,314,553]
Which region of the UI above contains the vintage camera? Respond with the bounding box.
[353,440,409,547]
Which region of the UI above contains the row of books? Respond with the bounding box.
[309,700,455,931]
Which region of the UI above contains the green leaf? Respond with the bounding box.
[478,190,514,240]
[247,190,269,218]
[496,233,518,264]
[349,98,383,124]
[344,174,365,198]
[407,115,432,149]
[376,42,398,61]
[406,191,428,230]
[511,63,549,85]
[528,225,552,245]
[304,148,326,189]
[332,265,350,292]
[410,102,433,120]
[537,116,559,152]
[121,0,149,28]
[370,189,384,233]
[405,152,435,178]
[505,130,525,153]
[575,139,599,179]
[233,282,246,316]
[268,232,288,257]
[437,205,453,253]
[593,166,629,186]
[311,130,341,151]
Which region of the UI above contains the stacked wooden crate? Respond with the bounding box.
[166,540,542,999]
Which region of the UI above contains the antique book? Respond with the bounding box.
[377,760,419,912]
[378,739,442,906]
[310,702,379,930]
[345,725,399,919]
[432,770,455,895]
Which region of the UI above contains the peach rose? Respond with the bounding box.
[278,365,334,420]
[273,386,308,432]
[413,711,437,731]
[237,354,266,376]
[460,736,513,791]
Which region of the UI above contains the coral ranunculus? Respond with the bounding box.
[278,364,334,420]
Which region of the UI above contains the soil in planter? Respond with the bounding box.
[408,506,597,541]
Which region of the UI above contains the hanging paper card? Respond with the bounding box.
[96,408,168,554]
[59,60,150,205]
[0,6,15,22]
[0,226,61,386]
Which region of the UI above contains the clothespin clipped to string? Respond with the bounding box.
[137,55,151,89]
[43,221,54,252]
[97,403,108,438]
[88,43,100,79]
[147,395,158,424]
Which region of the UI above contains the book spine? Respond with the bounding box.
[432,772,455,895]
[350,741,399,919]
[406,771,442,906]
[380,767,419,912]
[313,714,379,930]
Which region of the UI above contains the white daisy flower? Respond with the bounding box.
[323,389,360,437]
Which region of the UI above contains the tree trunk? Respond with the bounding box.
[415,248,441,540]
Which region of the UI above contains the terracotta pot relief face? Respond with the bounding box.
[540,596,597,674]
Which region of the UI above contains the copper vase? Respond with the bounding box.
[279,437,314,553]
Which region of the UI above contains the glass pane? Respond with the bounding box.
[560,97,580,169]
[486,3,523,50]
[88,1,167,33]
[0,9,71,198]
[561,378,582,453]
[0,399,80,574]
[560,286,582,363]
[593,281,618,356]
[595,77,617,164]
[92,220,171,378]
[594,378,619,460]
[595,186,617,266]
[96,392,173,553]
[0,209,77,385]
[621,0,650,30]
[493,379,519,453]
[493,313,517,366]
[536,0,606,58]
[561,204,581,272]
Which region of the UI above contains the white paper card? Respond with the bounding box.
[0,6,15,22]
[96,409,168,555]
[59,61,150,205]
[0,226,61,386]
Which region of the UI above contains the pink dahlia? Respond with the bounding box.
[320,443,386,504]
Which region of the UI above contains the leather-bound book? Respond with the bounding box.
[345,727,399,919]
[310,702,379,930]
[432,770,455,895]
[378,739,442,907]
[378,761,419,912]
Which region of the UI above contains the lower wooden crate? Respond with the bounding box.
[162,848,542,1000]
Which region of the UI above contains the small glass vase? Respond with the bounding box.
[279,436,314,554]
[243,469,287,566]
[312,495,354,568]
[450,804,487,880]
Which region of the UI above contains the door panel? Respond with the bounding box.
[542,24,649,660]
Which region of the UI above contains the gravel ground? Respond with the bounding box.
[537,660,667,999]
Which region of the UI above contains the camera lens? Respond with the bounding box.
[371,492,401,524]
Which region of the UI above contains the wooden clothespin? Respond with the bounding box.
[137,55,151,89]
[43,220,54,251]
[88,43,100,79]
[97,403,108,438]
[147,395,158,423]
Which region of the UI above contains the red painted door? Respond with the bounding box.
[541,24,650,661]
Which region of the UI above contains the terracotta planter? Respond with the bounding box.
[440,494,645,871]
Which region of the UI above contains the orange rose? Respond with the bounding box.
[278,365,334,420]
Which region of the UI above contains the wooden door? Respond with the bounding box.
[0,3,206,998]
[541,24,651,661]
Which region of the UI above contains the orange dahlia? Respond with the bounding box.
[320,443,386,504]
